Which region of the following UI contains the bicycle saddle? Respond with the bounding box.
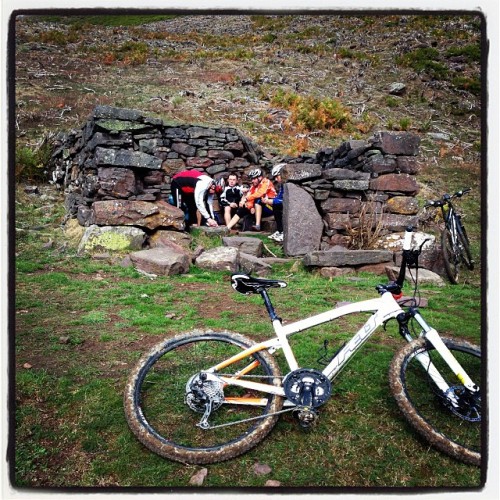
[231,274,287,295]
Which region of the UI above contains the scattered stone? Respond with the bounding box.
[389,82,406,95]
[253,462,272,475]
[385,265,445,286]
[59,336,70,344]
[319,267,354,278]
[129,247,191,276]
[222,236,263,257]
[265,480,282,487]
[189,468,208,486]
[195,246,239,272]
[238,252,272,276]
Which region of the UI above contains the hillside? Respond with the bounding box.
[15,14,482,166]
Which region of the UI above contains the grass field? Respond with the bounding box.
[11,184,485,490]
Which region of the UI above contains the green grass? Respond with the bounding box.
[13,191,483,488]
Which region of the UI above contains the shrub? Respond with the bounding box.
[270,90,351,132]
[396,47,448,79]
[15,137,54,182]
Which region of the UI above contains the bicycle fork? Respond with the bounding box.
[398,310,479,407]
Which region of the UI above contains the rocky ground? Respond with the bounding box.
[14,13,482,168]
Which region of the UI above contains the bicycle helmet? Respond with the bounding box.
[271,163,285,178]
[247,168,262,179]
[213,177,225,194]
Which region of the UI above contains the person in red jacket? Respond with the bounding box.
[225,169,276,231]
[170,170,224,227]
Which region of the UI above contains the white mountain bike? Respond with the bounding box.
[124,227,482,466]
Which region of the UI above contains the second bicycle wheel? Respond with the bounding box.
[441,228,460,283]
[389,337,481,466]
[124,330,283,464]
[457,224,474,270]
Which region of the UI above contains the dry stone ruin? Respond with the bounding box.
[49,106,442,281]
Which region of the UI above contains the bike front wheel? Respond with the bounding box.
[389,337,481,466]
[441,228,460,284]
[124,330,283,464]
[457,223,474,270]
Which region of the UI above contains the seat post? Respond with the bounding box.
[258,288,280,322]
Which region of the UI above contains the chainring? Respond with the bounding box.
[283,368,332,408]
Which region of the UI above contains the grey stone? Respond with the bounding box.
[385,265,445,287]
[283,183,323,256]
[371,131,421,156]
[129,247,191,276]
[281,163,322,182]
[195,246,239,272]
[94,147,162,170]
[222,236,263,257]
[303,249,393,267]
[238,252,272,276]
[332,179,370,191]
[322,168,370,181]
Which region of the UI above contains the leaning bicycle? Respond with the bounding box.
[124,227,481,466]
[425,188,474,284]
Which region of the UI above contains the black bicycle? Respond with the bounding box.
[425,188,474,284]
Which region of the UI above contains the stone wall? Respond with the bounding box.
[50,106,423,256]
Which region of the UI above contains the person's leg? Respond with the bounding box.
[224,206,233,226]
[226,213,241,230]
[273,204,283,233]
[253,203,262,229]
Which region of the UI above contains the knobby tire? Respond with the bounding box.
[124,330,283,464]
[389,337,481,466]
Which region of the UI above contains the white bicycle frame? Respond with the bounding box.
[208,230,478,408]
[212,291,476,406]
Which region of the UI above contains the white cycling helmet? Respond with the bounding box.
[271,163,286,178]
[247,168,262,179]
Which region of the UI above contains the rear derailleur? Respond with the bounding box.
[185,372,224,429]
[283,368,332,430]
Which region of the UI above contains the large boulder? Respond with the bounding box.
[195,246,239,272]
[91,200,185,231]
[129,247,191,276]
[78,225,146,254]
[283,183,324,257]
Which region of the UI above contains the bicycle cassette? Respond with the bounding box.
[283,368,332,408]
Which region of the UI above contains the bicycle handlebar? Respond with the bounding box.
[425,187,471,207]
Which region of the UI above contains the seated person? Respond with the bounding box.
[220,173,243,226]
[262,164,285,242]
[226,169,276,232]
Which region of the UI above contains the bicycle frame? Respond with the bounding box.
[206,289,478,407]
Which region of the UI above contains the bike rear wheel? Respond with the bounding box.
[441,228,460,284]
[457,223,474,270]
[124,330,283,464]
[389,337,481,466]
